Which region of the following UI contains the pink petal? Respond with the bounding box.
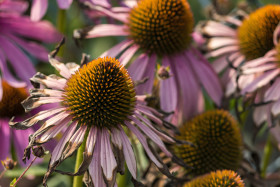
[241,56,276,69]
[31,0,48,21]
[272,100,280,116]
[91,5,128,23]
[50,122,76,164]
[241,69,280,94]
[187,49,223,106]
[100,129,117,181]
[128,53,149,81]
[100,40,133,58]
[136,54,157,95]
[160,56,178,113]
[119,44,139,66]
[206,45,239,58]
[0,0,28,13]
[207,37,238,49]
[85,24,129,38]
[125,121,162,168]
[203,21,237,37]
[242,64,277,75]
[49,57,72,79]
[57,0,72,9]
[0,120,10,169]
[6,33,49,61]
[265,78,280,102]
[253,106,268,126]
[114,127,137,179]
[0,36,36,83]
[129,116,171,157]
[89,130,106,187]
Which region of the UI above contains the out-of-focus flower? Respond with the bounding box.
[10,44,178,186]
[184,170,244,187]
[200,5,280,97]
[0,0,61,98]
[0,80,37,170]
[174,110,242,176]
[74,0,223,124]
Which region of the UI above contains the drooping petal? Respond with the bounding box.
[160,56,178,113]
[100,129,117,182]
[0,120,10,169]
[119,44,139,66]
[57,0,73,9]
[265,77,280,102]
[100,40,133,58]
[128,53,149,81]
[125,121,162,168]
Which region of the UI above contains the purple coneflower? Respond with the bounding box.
[74,0,223,123]
[200,5,280,97]
[0,0,61,97]
[0,80,37,170]
[10,43,178,186]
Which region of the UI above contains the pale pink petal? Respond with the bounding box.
[118,127,137,179]
[48,57,72,79]
[207,37,238,49]
[89,130,106,187]
[187,49,222,105]
[242,64,277,75]
[191,32,205,47]
[206,45,239,58]
[224,16,242,26]
[136,54,157,95]
[31,0,48,21]
[0,120,10,169]
[0,0,28,13]
[242,69,280,94]
[39,111,69,130]
[242,56,276,69]
[160,56,178,113]
[57,0,72,9]
[136,105,163,126]
[125,121,162,168]
[84,24,129,38]
[100,40,133,58]
[265,78,280,102]
[203,21,237,37]
[91,5,128,23]
[86,127,97,154]
[119,44,139,66]
[253,105,268,126]
[38,116,72,143]
[91,0,111,8]
[272,100,280,116]
[0,36,35,83]
[100,129,117,181]
[130,116,171,157]
[50,122,76,164]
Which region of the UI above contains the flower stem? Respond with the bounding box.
[56,9,66,57]
[261,135,272,178]
[73,129,89,187]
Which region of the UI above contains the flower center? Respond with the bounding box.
[238,5,280,60]
[174,110,242,176]
[63,57,136,128]
[0,81,28,118]
[128,0,194,56]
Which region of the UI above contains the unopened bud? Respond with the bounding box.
[32,146,46,158]
[1,157,17,170]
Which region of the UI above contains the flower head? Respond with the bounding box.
[174,110,242,176]
[75,0,223,123]
[10,42,177,186]
[200,5,280,96]
[184,170,244,187]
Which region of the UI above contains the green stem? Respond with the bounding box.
[118,165,130,186]
[73,129,89,187]
[56,9,66,57]
[261,135,272,178]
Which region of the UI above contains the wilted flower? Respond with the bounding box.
[200,5,280,96]
[184,170,244,187]
[74,0,223,123]
[174,110,242,176]
[0,0,61,96]
[10,43,178,186]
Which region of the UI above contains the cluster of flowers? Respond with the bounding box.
[1,0,280,186]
